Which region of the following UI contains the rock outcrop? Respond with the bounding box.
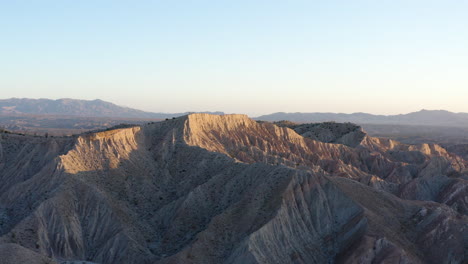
[0,114,466,263]
[274,121,366,147]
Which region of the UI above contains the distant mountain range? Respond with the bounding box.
[0,98,223,119]
[2,98,468,128]
[256,110,468,127]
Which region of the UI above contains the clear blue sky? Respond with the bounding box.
[1,0,467,116]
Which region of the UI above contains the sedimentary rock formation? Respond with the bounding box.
[0,114,466,263]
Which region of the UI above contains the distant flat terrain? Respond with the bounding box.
[0,113,161,136]
[362,123,468,145]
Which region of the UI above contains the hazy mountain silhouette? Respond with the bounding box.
[256,109,468,127]
[0,98,223,119]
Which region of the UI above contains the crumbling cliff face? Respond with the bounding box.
[0,114,466,264]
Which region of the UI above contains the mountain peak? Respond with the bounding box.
[186,113,251,127]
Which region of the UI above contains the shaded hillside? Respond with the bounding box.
[273,121,366,147]
[256,109,468,127]
[446,144,468,161]
[0,114,466,263]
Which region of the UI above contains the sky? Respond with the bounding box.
[1,0,467,116]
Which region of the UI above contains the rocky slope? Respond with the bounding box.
[446,144,468,161]
[273,121,366,147]
[0,114,466,263]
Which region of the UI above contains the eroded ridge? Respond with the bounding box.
[0,114,466,264]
